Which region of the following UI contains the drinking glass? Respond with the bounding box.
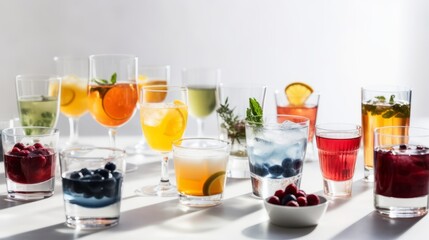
[60,147,125,229]
[54,56,89,147]
[88,54,138,148]
[15,74,61,130]
[173,138,230,207]
[361,85,411,182]
[126,65,170,155]
[315,123,362,198]
[182,68,220,137]
[245,114,309,199]
[374,126,429,218]
[2,127,59,200]
[275,90,319,161]
[137,85,188,197]
[217,83,267,179]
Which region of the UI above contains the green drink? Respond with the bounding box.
[188,86,217,118]
[18,95,59,134]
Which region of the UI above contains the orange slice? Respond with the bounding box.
[284,82,313,106]
[60,86,75,107]
[143,85,168,103]
[102,84,137,120]
[163,100,187,137]
[202,171,226,196]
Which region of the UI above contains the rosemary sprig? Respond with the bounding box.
[216,98,246,144]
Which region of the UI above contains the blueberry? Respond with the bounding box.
[94,168,110,179]
[72,182,85,194]
[293,159,303,170]
[80,168,92,176]
[94,192,104,199]
[281,194,297,205]
[103,177,117,190]
[283,168,297,177]
[399,144,407,150]
[268,165,284,177]
[112,171,122,180]
[105,162,116,172]
[253,164,269,177]
[80,176,91,181]
[70,171,81,179]
[90,173,103,181]
[282,158,293,169]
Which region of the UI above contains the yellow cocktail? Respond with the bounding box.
[60,75,88,118]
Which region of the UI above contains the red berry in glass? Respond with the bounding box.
[374,145,429,198]
[4,143,55,184]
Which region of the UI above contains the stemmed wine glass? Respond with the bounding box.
[136,85,188,197]
[125,65,170,155]
[54,56,89,147]
[87,54,138,148]
[182,68,219,137]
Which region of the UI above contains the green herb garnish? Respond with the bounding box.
[245,98,263,125]
[362,94,410,119]
[93,72,117,85]
[216,98,246,144]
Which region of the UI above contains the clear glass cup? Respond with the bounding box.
[173,138,230,207]
[315,123,362,198]
[2,127,59,200]
[54,56,89,147]
[275,90,319,161]
[88,54,138,148]
[217,83,267,179]
[361,85,411,182]
[15,74,61,130]
[182,68,220,137]
[0,120,13,162]
[60,147,125,229]
[126,65,170,155]
[245,114,309,199]
[374,126,429,218]
[136,85,188,197]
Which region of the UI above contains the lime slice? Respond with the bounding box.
[202,171,226,196]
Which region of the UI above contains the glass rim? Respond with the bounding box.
[245,114,309,127]
[16,74,61,81]
[89,54,137,60]
[374,126,429,137]
[274,89,321,96]
[361,85,411,92]
[316,123,362,132]
[60,147,126,161]
[53,56,88,61]
[173,137,230,150]
[141,85,186,92]
[2,127,59,137]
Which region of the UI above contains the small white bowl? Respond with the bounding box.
[263,195,328,228]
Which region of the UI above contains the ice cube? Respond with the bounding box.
[251,136,274,159]
[280,120,303,130]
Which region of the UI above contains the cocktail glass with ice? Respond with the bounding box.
[245,115,309,199]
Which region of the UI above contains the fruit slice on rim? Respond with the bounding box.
[202,171,226,196]
[163,100,187,137]
[284,82,313,106]
[102,84,137,120]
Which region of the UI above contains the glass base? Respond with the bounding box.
[7,178,54,201]
[227,156,250,179]
[323,179,352,198]
[135,183,177,197]
[250,173,302,199]
[375,194,428,218]
[179,193,223,207]
[364,167,374,182]
[65,216,119,229]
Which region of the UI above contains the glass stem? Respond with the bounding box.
[68,117,79,145]
[196,118,204,137]
[108,128,117,148]
[160,153,171,186]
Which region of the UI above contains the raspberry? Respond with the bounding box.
[286,201,299,207]
[274,189,285,200]
[297,196,308,206]
[14,143,25,150]
[33,143,44,149]
[295,189,307,198]
[284,183,298,195]
[267,196,280,205]
[307,194,320,206]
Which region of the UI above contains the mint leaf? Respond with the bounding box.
[111,72,117,84]
[375,96,386,102]
[246,98,263,125]
[92,72,117,85]
[389,95,395,104]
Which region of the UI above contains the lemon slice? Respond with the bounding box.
[284,82,313,106]
[60,85,75,107]
[202,171,226,196]
[163,100,187,137]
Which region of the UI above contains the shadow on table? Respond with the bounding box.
[325,179,372,212]
[0,185,63,210]
[331,211,424,239]
[116,193,262,234]
[1,223,101,240]
[242,221,317,239]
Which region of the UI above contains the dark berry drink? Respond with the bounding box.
[375,145,429,198]
[316,135,361,181]
[374,144,429,218]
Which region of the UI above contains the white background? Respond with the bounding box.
[0,0,428,139]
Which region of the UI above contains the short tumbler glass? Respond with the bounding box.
[245,115,309,199]
[315,123,362,198]
[2,127,59,200]
[60,147,126,229]
[374,126,429,218]
[173,138,230,207]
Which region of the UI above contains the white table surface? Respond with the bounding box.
[0,136,428,240]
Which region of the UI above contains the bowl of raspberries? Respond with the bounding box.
[263,183,328,227]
